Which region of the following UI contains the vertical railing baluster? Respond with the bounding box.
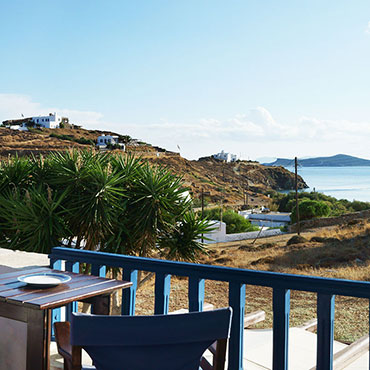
[90,264,107,314]
[228,282,246,370]
[316,293,335,370]
[91,264,106,277]
[50,259,62,338]
[188,277,205,312]
[154,273,171,315]
[272,288,290,370]
[122,269,138,316]
[49,258,61,270]
[65,261,79,321]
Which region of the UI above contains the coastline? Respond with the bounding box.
[284,166,370,202]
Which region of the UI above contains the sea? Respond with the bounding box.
[284,167,370,202]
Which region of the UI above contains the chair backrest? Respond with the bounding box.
[71,308,232,370]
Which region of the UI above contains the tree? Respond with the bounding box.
[0,150,212,262]
[291,199,330,223]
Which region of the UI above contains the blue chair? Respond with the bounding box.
[54,308,232,370]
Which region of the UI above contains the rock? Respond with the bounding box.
[287,235,308,245]
[348,219,362,226]
[310,236,340,243]
[238,242,276,252]
[214,257,232,264]
[250,256,275,265]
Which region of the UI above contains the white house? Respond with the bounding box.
[96,134,125,150]
[213,150,238,162]
[3,113,68,129]
[31,113,62,129]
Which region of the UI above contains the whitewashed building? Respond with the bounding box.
[3,113,68,129]
[31,113,63,129]
[213,150,238,162]
[96,134,125,150]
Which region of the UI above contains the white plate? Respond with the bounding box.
[17,273,71,288]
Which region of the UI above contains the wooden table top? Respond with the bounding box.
[0,267,132,310]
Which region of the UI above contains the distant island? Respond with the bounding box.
[263,154,370,167]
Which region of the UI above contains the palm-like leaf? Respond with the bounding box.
[158,211,214,261]
[0,149,210,261]
[0,155,34,194]
[0,187,69,254]
[124,163,191,256]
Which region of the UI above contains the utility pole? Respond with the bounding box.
[246,179,249,208]
[220,161,225,223]
[201,188,204,243]
[201,188,204,218]
[295,157,300,235]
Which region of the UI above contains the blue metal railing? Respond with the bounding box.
[49,246,370,370]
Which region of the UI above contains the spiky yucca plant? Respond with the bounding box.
[0,150,213,262]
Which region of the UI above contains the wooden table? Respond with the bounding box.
[0,266,132,370]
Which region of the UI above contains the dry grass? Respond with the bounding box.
[132,220,370,343]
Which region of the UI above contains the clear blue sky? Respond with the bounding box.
[1,1,370,160]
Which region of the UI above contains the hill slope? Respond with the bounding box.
[0,127,306,205]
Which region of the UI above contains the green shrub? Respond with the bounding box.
[75,137,95,145]
[192,197,209,208]
[222,210,258,233]
[49,133,94,146]
[291,199,330,223]
[201,207,258,234]
[272,191,370,219]
[106,142,121,150]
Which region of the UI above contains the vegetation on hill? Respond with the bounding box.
[0,127,307,207]
[272,191,370,221]
[201,207,259,234]
[290,199,331,222]
[0,150,213,260]
[49,132,95,146]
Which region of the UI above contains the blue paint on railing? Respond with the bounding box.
[49,246,370,370]
[122,269,138,316]
[49,258,62,339]
[272,288,290,370]
[228,282,245,370]
[154,273,171,315]
[65,260,79,322]
[188,277,205,312]
[317,294,335,370]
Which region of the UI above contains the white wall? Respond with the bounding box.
[202,220,283,244]
[32,113,61,128]
[213,150,238,162]
[203,221,227,243]
[97,135,119,145]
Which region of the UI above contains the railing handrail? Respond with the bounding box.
[50,246,370,299]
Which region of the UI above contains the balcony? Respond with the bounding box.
[1,246,370,369]
[49,246,370,370]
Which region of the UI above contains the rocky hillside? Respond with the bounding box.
[0,127,306,206]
